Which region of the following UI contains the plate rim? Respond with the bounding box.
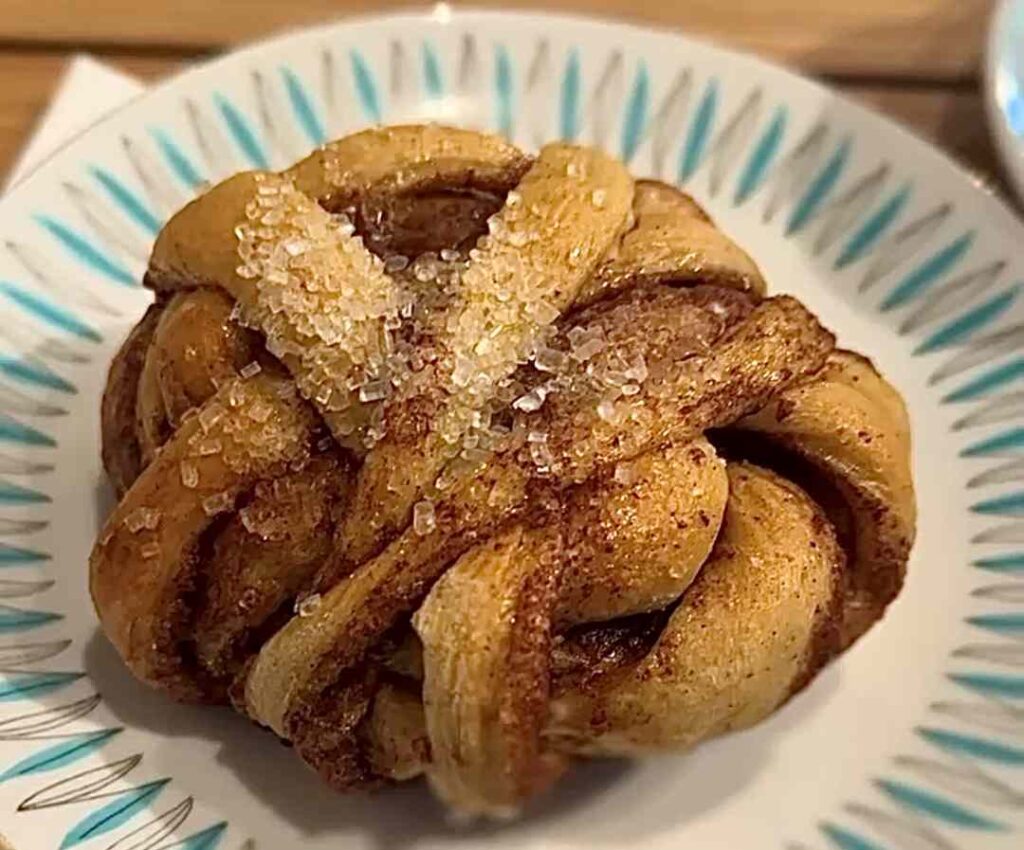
[4,6,1021,240]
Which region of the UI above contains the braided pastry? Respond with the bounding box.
[91,124,915,817]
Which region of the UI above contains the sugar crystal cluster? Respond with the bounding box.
[171,374,316,518]
[124,506,161,533]
[425,145,633,477]
[233,174,410,451]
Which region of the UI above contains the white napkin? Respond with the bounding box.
[5,55,145,189]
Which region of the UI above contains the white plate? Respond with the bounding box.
[0,10,1022,850]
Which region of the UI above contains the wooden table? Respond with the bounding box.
[0,0,1007,195]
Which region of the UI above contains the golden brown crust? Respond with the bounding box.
[547,463,844,756]
[101,302,163,496]
[288,125,529,260]
[415,525,566,814]
[90,374,319,701]
[135,320,171,467]
[287,667,381,790]
[135,288,262,465]
[193,451,352,683]
[577,180,767,307]
[91,124,914,815]
[150,288,262,427]
[556,438,727,627]
[146,171,266,295]
[284,124,531,215]
[364,681,430,782]
[733,349,915,646]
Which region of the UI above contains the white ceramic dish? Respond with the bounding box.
[0,9,1022,850]
[988,0,1024,202]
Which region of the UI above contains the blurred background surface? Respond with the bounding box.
[0,0,1002,189]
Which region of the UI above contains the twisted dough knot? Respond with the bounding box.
[91,125,915,816]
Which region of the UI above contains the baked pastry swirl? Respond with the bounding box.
[91,124,915,817]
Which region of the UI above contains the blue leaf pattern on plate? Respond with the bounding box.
[679,78,717,181]
[60,779,169,849]
[0,729,121,783]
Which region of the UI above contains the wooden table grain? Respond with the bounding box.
[0,0,1007,195]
